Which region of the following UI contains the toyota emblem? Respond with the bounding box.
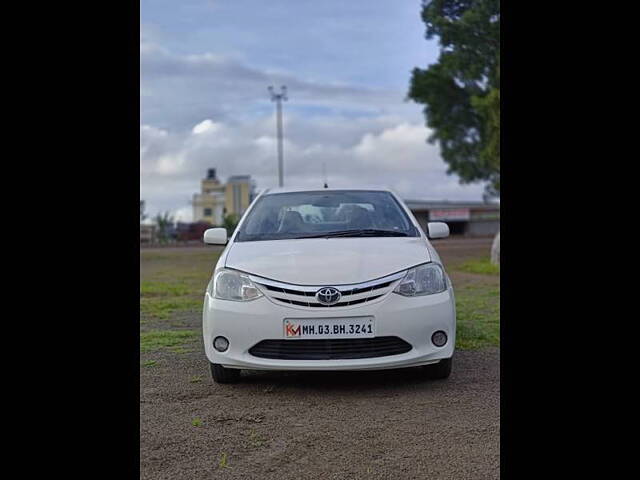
[316,287,342,305]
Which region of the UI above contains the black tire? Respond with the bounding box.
[210,363,241,384]
[423,357,452,380]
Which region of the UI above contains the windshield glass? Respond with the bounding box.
[235,190,419,242]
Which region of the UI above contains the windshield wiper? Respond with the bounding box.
[298,229,409,238]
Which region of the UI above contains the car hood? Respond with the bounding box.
[224,237,431,285]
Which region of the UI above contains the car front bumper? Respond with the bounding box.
[203,287,456,371]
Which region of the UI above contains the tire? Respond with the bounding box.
[423,357,452,380]
[210,363,241,384]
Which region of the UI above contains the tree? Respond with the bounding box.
[408,0,500,195]
[222,213,239,235]
[155,211,174,244]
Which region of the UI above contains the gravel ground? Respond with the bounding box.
[140,237,499,479]
[140,347,499,479]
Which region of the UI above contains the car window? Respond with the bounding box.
[235,190,418,241]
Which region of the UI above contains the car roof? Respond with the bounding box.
[261,185,393,195]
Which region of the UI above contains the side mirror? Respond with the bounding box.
[427,222,449,239]
[203,228,228,245]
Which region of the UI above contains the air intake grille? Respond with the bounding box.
[250,271,405,308]
[248,336,412,360]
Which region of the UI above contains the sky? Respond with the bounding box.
[140,0,488,221]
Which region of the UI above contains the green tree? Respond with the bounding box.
[222,213,239,235]
[154,211,174,244]
[408,0,500,195]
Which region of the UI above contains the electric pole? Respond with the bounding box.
[268,85,287,187]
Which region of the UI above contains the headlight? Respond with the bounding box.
[209,269,263,301]
[393,263,447,296]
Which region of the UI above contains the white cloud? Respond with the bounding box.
[140,38,418,131]
[354,123,432,170]
[140,29,489,218]
[140,116,486,217]
[172,206,193,223]
[192,119,221,135]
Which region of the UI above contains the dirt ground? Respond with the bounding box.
[140,237,499,479]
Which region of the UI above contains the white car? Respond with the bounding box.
[202,187,456,383]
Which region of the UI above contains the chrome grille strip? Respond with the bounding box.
[249,270,406,292]
[267,285,394,304]
[250,271,406,308]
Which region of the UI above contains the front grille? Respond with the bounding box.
[248,336,412,360]
[250,271,405,308]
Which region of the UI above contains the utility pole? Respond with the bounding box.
[268,85,287,187]
[322,162,328,188]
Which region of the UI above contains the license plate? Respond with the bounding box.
[283,317,375,339]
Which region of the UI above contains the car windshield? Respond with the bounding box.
[235,190,419,242]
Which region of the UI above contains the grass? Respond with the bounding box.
[455,283,500,349]
[455,257,500,276]
[192,418,202,427]
[140,330,199,353]
[140,250,220,353]
[248,429,268,448]
[219,452,229,469]
[140,250,220,322]
[140,297,203,320]
[142,360,157,368]
[140,247,499,351]
[140,281,192,297]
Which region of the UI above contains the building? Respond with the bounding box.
[175,221,212,242]
[193,169,226,225]
[140,223,156,243]
[225,175,253,221]
[405,200,500,237]
[192,169,255,225]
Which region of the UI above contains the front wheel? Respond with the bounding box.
[423,357,452,380]
[210,363,241,384]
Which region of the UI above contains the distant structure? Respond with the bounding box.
[404,200,500,237]
[192,169,255,225]
[175,221,212,242]
[139,223,156,244]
